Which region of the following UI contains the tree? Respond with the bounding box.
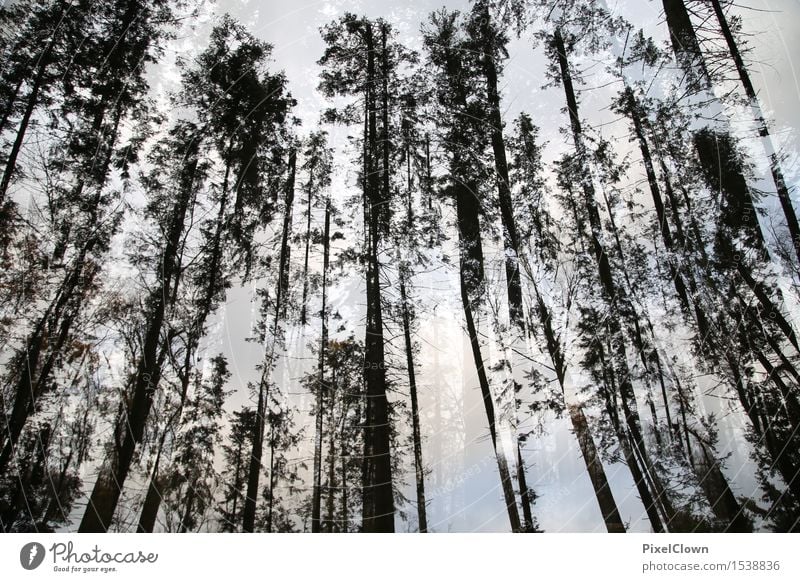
[242,145,297,532]
[318,14,401,532]
[218,407,257,531]
[305,337,365,532]
[160,354,229,533]
[393,119,430,532]
[297,131,333,326]
[1,0,179,490]
[298,131,334,533]
[703,0,800,266]
[423,8,523,532]
[508,112,625,533]
[79,14,293,532]
[80,121,204,532]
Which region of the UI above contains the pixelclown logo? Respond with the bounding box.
[20,542,46,570]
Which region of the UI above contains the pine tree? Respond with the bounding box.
[508,112,625,532]
[531,1,679,531]
[318,14,401,532]
[218,407,257,531]
[80,14,293,532]
[1,0,179,491]
[80,121,204,532]
[423,8,523,532]
[162,354,229,533]
[393,109,429,532]
[242,145,297,532]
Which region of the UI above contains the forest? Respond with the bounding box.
[0,0,799,533]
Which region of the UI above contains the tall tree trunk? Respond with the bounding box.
[0,76,24,138]
[177,485,196,533]
[476,3,523,326]
[399,263,428,533]
[242,380,266,532]
[324,368,337,532]
[0,108,121,478]
[398,126,428,533]
[455,181,522,533]
[476,5,537,531]
[552,28,675,531]
[567,403,626,532]
[300,174,314,325]
[340,413,349,533]
[596,339,667,532]
[266,422,276,533]
[135,358,193,533]
[229,437,244,528]
[242,150,296,532]
[311,201,331,533]
[136,429,168,533]
[312,200,330,533]
[707,0,800,265]
[79,148,198,533]
[361,22,394,533]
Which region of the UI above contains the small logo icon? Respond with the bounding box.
[20,542,46,570]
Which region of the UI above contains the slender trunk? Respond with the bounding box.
[242,150,296,532]
[477,4,523,326]
[266,422,276,533]
[399,127,428,533]
[229,438,243,528]
[324,369,337,532]
[136,432,167,533]
[567,403,626,532]
[136,353,193,533]
[455,181,521,533]
[79,145,196,533]
[622,88,701,325]
[709,0,800,264]
[380,24,391,219]
[341,419,348,533]
[278,151,296,313]
[424,133,432,210]
[477,8,537,530]
[597,160,673,447]
[242,381,266,532]
[597,341,666,532]
[312,200,331,533]
[300,174,313,325]
[177,486,196,533]
[399,264,428,533]
[515,444,536,532]
[0,76,24,137]
[553,28,676,531]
